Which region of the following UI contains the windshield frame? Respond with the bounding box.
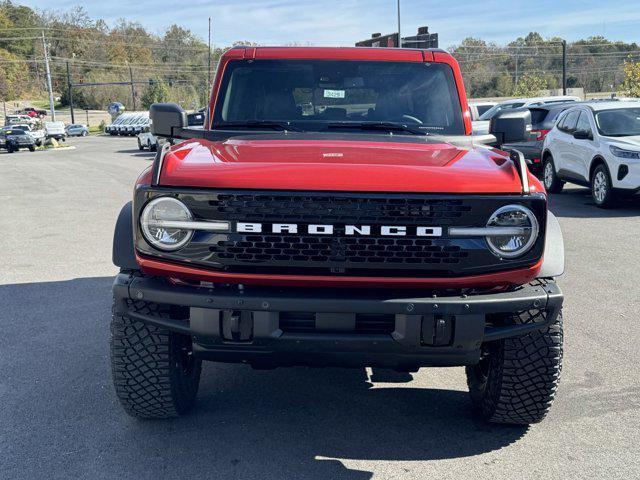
[211,58,466,136]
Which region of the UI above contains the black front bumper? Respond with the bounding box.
[113,273,563,369]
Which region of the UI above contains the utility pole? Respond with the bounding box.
[42,31,56,121]
[127,63,137,110]
[396,0,402,47]
[562,40,567,95]
[66,61,75,124]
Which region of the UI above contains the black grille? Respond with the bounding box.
[210,234,468,265]
[206,193,472,224]
[280,312,395,335]
[135,189,547,277]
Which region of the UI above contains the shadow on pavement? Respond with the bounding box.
[0,277,527,480]
[116,148,156,158]
[549,186,640,219]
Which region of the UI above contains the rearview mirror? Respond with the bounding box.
[489,110,532,146]
[149,103,187,137]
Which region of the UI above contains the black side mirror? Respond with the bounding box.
[489,109,532,146]
[573,130,592,140]
[149,103,186,137]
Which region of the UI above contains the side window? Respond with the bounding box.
[575,112,592,136]
[558,110,580,133]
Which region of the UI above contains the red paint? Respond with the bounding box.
[159,138,524,193]
[533,129,551,141]
[137,253,543,289]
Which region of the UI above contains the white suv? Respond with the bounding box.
[542,101,640,208]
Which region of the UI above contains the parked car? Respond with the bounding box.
[20,107,47,118]
[473,96,582,134]
[502,103,579,175]
[9,123,46,146]
[542,101,640,207]
[44,121,66,141]
[0,128,36,152]
[5,114,36,127]
[112,46,565,425]
[115,114,137,136]
[65,124,89,137]
[468,101,497,121]
[130,115,151,136]
[105,117,122,135]
[137,125,158,151]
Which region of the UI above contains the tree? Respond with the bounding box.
[513,73,547,97]
[622,58,640,97]
[141,79,169,108]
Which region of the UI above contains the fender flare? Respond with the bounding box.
[539,211,565,278]
[112,201,138,270]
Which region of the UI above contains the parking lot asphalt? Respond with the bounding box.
[1,135,639,480]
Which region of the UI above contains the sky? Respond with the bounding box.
[22,0,640,48]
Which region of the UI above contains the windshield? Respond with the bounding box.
[478,102,525,121]
[595,108,640,136]
[213,59,465,135]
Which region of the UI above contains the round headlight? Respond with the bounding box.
[485,205,539,259]
[140,197,193,251]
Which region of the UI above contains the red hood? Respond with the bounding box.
[159,136,539,194]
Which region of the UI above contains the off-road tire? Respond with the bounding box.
[466,308,563,425]
[110,299,202,419]
[543,155,564,194]
[591,163,617,208]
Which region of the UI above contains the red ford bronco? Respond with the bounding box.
[112,46,564,424]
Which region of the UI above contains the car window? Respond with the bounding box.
[558,110,580,133]
[528,108,549,125]
[575,112,592,135]
[595,108,640,136]
[476,105,493,116]
[543,108,568,128]
[215,59,465,135]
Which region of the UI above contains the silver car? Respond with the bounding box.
[65,124,89,137]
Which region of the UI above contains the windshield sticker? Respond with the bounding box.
[324,89,346,99]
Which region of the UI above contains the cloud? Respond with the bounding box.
[21,0,640,47]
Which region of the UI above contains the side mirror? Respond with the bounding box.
[149,103,186,137]
[573,130,591,140]
[489,109,532,146]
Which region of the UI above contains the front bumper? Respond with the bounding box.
[113,273,563,369]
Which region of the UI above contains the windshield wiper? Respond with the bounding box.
[215,120,302,132]
[327,121,429,136]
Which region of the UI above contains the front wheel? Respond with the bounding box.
[543,156,564,193]
[137,138,144,151]
[82,130,88,137]
[591,164,617,208]
[29,146,35,152]
[466,308,563,425]
[110,299,202,419]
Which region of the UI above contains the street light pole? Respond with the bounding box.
[41,31,56,121]
[397,0,402,47]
